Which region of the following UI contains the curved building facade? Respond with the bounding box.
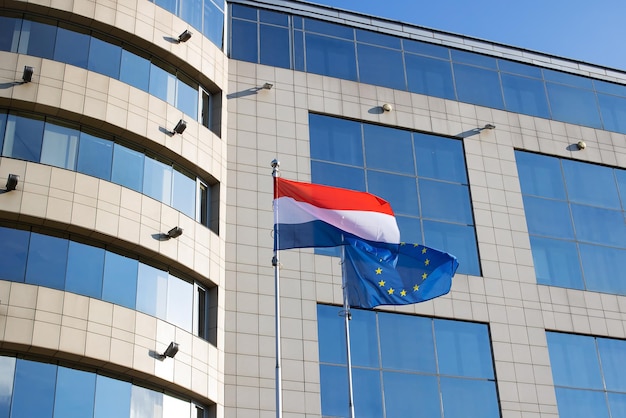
[2,0,626,417]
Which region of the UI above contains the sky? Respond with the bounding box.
[310,0,626,72]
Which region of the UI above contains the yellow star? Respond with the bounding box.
[400,242,406,246]
[413,284,420,291]
[375,267,383,275]
[425,259,430,266]
[400,289,407,297]
[422,273,428,280]
[422,247,427,254]
[387,288,395,295]
[378,280,386,287]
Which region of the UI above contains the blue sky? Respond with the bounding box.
[311,0,626,72]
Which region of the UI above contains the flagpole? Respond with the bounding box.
[340,245,356,418]
[271,159,283,418]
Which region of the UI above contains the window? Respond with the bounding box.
[318,305,500,418]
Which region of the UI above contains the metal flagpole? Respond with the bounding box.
[271,159,283,418]
[340,245,356,418]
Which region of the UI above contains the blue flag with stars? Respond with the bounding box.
[343,239,459,309]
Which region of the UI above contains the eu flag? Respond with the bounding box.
[343,239,459,309]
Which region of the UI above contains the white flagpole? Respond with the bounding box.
[271,159,283,418]
[340,246,356,418]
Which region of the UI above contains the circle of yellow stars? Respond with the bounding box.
[376,243,430,298]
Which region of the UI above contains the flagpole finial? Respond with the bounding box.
[271,159,280,177]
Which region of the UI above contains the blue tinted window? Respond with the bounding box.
[203,2,224,49]
[260,9,288,26]
[155,0,176,14]
[230,20,257,62]
[40,122,79,170]
[353,368,383,418]
[306,34,357,81]
[131,386,163,418]
[181,0,202,30]
[562,159,620,209]
[317,305,347,364]
[357,44,405,90]
[309,114,363,166]
[405,54,456,100]
[11,360,56,418]
[423,221,480,276]
[136,264,168,318]
[367,171,418,216]
[454,64,504,109]
[2,114,45,162]
[0,227,29,282]
[167,276,194,331]
[111,144,144,192]
[119,50,150,92]
[356,29,401,49]
[414,134,467,183]
[556,388,610,418]
[54,26,90,68]
[383,372,441,417]
[102,251,138,309]
[546,83,602,128]
[501,73,550,119]
[544,69,593,89]
[305,19,353,39]
[435,319,494,378]
[349,309,379,368]
[87,37,121,79]
[403,39,449,59]
[451,49,497,69]
[293,30,304,71]
[54,367,96,418]
[363,124,414,174]
[319,365,348,417]
[609,393,626,418]
[65,242,105,298]
[25,233,68,290]
[598,93,626,134]
[18,19,56,59]
[143,157,173,204]
[149,63,176,105]
[571,205,626,247]
[177,77,199,119]
[76,132,113,180]
[232,4,256,19]
[529,236,583,289]
[580,244,626,295]
[515,151,566,199]
[498,59,543,78]
[172,170,197,218]
[379,313,435,372]
[594,80,626,97]
[598,338,626,392]
[94,375,131,418]
[0,356,15,418]
[0,17,21,53]
[396,215,422,244]
[420,179,473,224]
[260,25,290,68]
[0,112,5,152]
[522,197,574,239]
[440,378,500,418]
[547,332,603,389]
[311,161,366,191]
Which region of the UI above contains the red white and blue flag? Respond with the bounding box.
[273,177,400,251]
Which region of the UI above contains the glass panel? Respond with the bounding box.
[65,241,105,298]
[40,122,79,170]
[293,30,305,71]
[349,309,379,368]
[367,171,418,216]
[547,332,603,389]
[403,39,449,59]
[317,305,346,364]
[167,276,193,331]
[143,157,173,204]
[529,236,584,289]
[229,20,257,62]
[111,144,144,193]
[76,132,113,180]
[11,360,56,418]
[94,375,131,418]
[522,196,574,239]
[305,19,353,39]
[405,54,456,100]
[163,395,191,418]
[136,263,168,319]
[594,79,626,97]
[515,151,566,199]
[87,37,121,79]
[53,367,96,418]
[181,0,202,31]
[598,338,626,392]
[309,114,363,166]
[379,312,435,372]
[0,17,21,53]
[608,393,626,418]
[440,378,500,418]
[453,64,504,109]
[501,73,550,119]
[356,29,401,49]
[305,34,357,81]
[260,25,290,69]
[571,204,626,247]
[420,179,473,224]
[414,133,467,183]
[580,244,626,295]
[172,170,196,218]
[2,114,45,162]
[498,59,543,78]
[546,83,602,128]
[149,63,176,105]
[0,227,29,282]
[231,4,257,20]
[203,2,224,49]
[25,233,68,290]
[130,386,163,418]
[555,388,609,418]
[353,368,383,418]
[598,93,626,134]
[311,162,365,191]
[396,216,422,245]
[544,69,593,89]
[562,159,620,209]
[0,112,6,152]
[102,251,138,309]
[451,49,497,69]
[319,365,348,418]
[120,49,150,92]
[435,319,494,378]
[0,357,15,418]
[423,221,480,276]
[54,26,90,68]
[18,19,57,59]
[259,9,288,25]
[154,0,176,14]
[363,124,414,174]
[176,76,198,119]
[383,372,441,418]
[357,44,406,90]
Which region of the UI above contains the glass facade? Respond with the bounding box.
[0,226,213,341]
[149,0,224,48]
[516,151,626,295]
[229,4,626,135]
[0,110,217,231]
[0,14,220,135]
[0,356,209,418]
[318,305,500,418]
[309,114,479,276]
[547,332,626,418]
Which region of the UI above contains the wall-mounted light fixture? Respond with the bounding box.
[177,30,192,43]
[5,174,19,191]
[577,140,586,150]
[382,103,392,112]
[171,119,187,135]
[22,66,33,83]
[483,123,496,130]
[159,342,179,359]
[262,82,273,90]
[166,226,183,239]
